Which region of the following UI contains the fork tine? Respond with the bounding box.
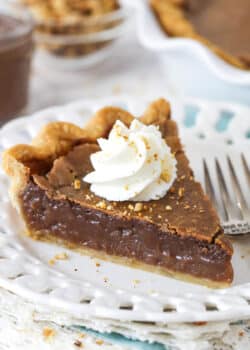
[227,156,249,220]
[241,153,250,189]
[203,159,220,214]
[215,158,238,221]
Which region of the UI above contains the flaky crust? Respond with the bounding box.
[2,99,170,209]
[150,0,250,70]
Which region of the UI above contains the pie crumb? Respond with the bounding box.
[134,203,143,212]
[178,187,184,198]
[48,258,55,266]
[55,252,69,261]
[49,252,68,265]
[96,201,107,209]
[43,327,56,340]
[74,179,81,190]
[161,171,171,182]
[128,204,134,211]
[96,339,104,345]
[192,321,207,326]
[165,205,172,211]
[74,340,83,347]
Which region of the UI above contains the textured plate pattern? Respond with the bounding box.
[0,96,249,325]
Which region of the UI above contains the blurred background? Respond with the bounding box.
[0,0,250,124]
[0,0,171,123]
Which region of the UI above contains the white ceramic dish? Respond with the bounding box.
[132,0,250,105]
[0,96,249,334]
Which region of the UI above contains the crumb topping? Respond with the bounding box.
[178,187,184,198]
[135,202,143,212]
[74,179,81,190]
[96,201,106,209]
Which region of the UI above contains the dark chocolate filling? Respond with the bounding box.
[185,0,250,61]
[20,180,232,283]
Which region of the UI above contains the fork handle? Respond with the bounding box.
[223,221,250,236]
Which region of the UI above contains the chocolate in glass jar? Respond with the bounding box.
[0,4,33,122]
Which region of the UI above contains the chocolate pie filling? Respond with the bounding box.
[19,143,233,283]
[185,0,250,61]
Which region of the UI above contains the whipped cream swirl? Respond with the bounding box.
[84,119,177,201]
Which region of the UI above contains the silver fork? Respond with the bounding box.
[203,154,250,236]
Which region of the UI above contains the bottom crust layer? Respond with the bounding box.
[25,230,231,289]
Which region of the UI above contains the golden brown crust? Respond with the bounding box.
[84,106,134,139]
[141,98,171,124]
[150,0,250,70]
[2,122,91,208]
[3,100,169,174]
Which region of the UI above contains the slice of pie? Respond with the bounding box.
[150,0,250,70]
[3,99,233,288]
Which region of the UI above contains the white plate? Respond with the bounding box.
[0,96,249,327]
[131,0,250,104]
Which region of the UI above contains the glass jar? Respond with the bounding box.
[0,2,33,123]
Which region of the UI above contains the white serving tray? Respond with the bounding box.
[0,96,249,330]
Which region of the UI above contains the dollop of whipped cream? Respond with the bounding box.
[84,119,177,201]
